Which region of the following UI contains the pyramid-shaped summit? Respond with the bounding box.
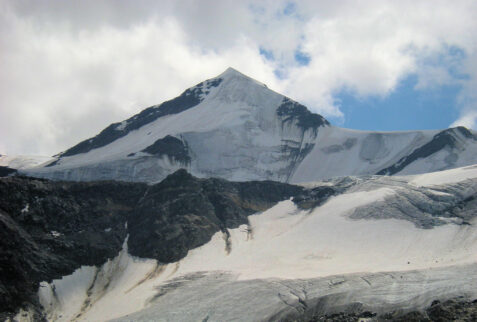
[24,68,477,184]
[57,67,325,157]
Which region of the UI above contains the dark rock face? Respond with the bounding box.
[280,141,316,181]
[0,177,147,318]
[0,209,46,321]
[57,78,223,158]
[0,170,304,316]
[294,177,358,210]
[141,135,191,164]
[307,298,477,321]
[277,97,329,137]
[276,97,329,181]
[294,186,337,209]
[377,127,475,175]
[127,169,304,262]
[308,311,376,322]
[425,298,477,321]
[0,166,17,177]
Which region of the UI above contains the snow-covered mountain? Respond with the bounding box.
[3,68,477,321]
[21,68,477,183]
[5,165,477,321]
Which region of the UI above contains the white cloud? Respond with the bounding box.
[283,1,476,106]
[0,0,476,155]
[451,51,477,129]
[450,111,477,129]
[0,5,277,155]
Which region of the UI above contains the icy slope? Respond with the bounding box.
[291,125,477,182]
[31,165,477,321]
[22,68,477,183]
[25,68,327,183]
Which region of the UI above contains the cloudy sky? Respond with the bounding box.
[1,0,476,155]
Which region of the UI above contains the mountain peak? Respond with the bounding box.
[29,67,477,186]
[220,67,243,77]
[217,67,264,85]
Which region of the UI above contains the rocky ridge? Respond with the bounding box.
[308,298,477,321]
[0,170,304,319]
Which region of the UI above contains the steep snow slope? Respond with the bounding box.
[24,68,326,182]
[22,68,477,183]
[293,125,477,182]
[30,165,477,321]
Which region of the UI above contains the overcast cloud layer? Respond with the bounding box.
[1,0,476,155]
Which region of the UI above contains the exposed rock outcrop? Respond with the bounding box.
[0,170,303,317]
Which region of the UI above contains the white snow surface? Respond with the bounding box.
[0,154,52,169]
[22,68,477,183]
[411,164,477,186]
[36,167,477,321]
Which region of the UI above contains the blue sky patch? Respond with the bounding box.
[283,2,297,16]
[329,74,461,131]
[274,68,287,80]
[259,47,274,61]
[294,49,311,66]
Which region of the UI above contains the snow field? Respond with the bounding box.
[36,168,477,320]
